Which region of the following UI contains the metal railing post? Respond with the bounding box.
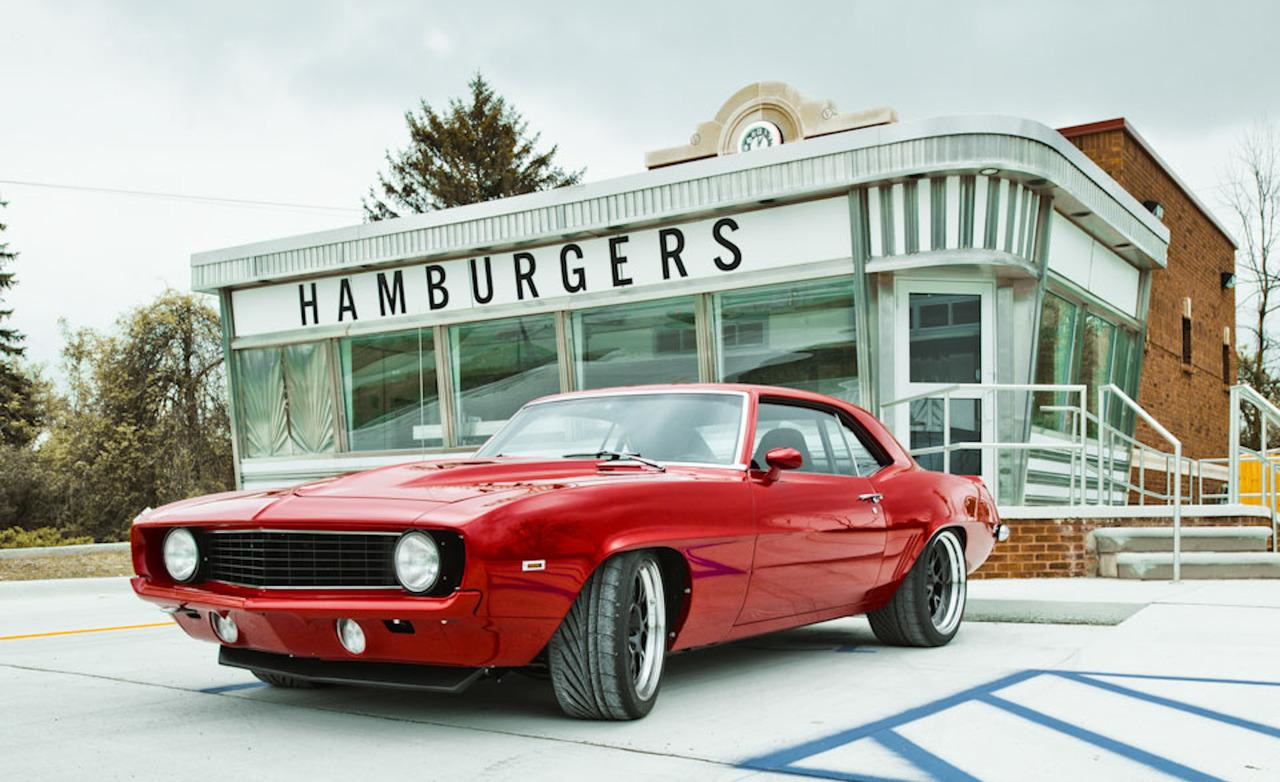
[942,390,952,475]
[1172,440,1182,582]
[1228,385,1241,504]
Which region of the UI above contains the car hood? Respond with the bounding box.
[137,458,707,527]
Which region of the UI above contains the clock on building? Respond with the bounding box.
[738,120,783,152]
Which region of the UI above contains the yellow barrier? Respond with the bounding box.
[1238,456,1280,510]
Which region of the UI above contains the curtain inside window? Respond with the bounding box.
[283,342,335,454]
[235,348,289,458]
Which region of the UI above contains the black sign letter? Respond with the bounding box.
[658,228,687,280]
[469,257,494,304]
[609,236,633,287]
[377,270,405,317]
[298,282,319,326]
[337,278,358,322]
[712,218,742,271]
[426,265,449,310]
[513,252,539,300]
[560,244,586,293]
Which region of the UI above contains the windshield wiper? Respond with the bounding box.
[563,450,666,472]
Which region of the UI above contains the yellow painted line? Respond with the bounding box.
[0,621,175,641]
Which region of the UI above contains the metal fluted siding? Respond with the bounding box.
[191,133,1167,292]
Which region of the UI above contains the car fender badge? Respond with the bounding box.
[522,560,547,572]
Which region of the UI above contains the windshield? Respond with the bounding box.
[475,392,746,466]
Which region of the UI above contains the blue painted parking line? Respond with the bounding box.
[978,692,1220,782]
[200,681,267,694]
[739,669,1280,782]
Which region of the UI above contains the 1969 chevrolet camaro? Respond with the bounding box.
[131,384,1006,720]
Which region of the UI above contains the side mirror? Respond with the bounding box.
[763,447,803,483]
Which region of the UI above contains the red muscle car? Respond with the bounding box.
[131,384,1006,720]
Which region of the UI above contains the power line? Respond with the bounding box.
[0,178,362,215]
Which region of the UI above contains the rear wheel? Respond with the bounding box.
[548,551,667,720]
[868,529,967,647]
[251,670,320,688]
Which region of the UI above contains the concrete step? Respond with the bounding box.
[1092,526,1272,554]
[1104,551,1280,580]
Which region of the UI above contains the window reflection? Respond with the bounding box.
[1032,294,1078,432]
[452,315,559,446]
[718,278,859,402]
[339,329,440,451]
[574,297,698,389]
[909,293,981,383]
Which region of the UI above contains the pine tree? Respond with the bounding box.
[364,74,583,221]
[0,194,21,358]
[0,195,40,448]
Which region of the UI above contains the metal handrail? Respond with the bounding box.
[1227,385,1280,551]
[1097,384,1182,581]
[879,380,1280,578]
[880,382,1089,505]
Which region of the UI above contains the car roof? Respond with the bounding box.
[522,383,913,470]
[526,383,870,414]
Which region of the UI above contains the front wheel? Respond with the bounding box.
[548,551,667,720]
[868,529,967,647]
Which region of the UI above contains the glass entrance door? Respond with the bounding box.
[893,280,995,482]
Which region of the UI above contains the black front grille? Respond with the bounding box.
[204,531,399,589]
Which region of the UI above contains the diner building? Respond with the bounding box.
[195,83,1236,516]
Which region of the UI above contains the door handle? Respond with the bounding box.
[858,492,883,504]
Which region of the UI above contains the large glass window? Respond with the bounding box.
[1032,290,1142,436]
[908,292,982,383]
[1077,313,1116,391]
[574,297,698,389]
[452,315,559,446]
[1032,293,1079,431]
[235,342,335,458]
[717,278,859,402]
[339,329,440,451]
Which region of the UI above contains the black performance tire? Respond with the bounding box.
[868,529,967,648]
[251,670,320,688]
[548,550,668,720]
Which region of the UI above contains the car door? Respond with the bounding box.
[736,400,888,625]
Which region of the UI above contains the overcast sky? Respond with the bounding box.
[2,0,1277,372]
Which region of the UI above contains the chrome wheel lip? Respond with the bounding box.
[627,560,666,701]
[926,532,966,635]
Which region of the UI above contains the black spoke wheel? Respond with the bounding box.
[548,551,667,720]
[868,529,967,647]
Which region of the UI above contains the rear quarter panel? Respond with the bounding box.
[870,465,997,606]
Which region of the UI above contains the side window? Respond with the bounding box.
[753,401,854,476]
[838,417,886,476]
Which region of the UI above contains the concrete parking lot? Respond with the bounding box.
[2,577,1278,781]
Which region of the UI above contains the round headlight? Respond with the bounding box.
[394,531,441,593]
[163,527,199,582]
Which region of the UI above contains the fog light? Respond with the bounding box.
[995,523,1011,542]
[336,618,366,655]
[210,612,239,644]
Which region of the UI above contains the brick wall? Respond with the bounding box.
[1060,120,1237,460]
[973,515,1265,578]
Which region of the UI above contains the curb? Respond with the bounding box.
[0,542,129,560]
